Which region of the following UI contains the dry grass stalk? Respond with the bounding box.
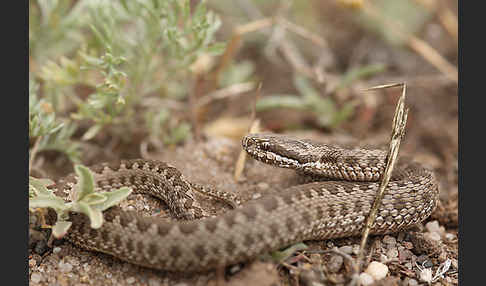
[356,82,409,271]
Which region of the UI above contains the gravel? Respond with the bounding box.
[365,261,388,280]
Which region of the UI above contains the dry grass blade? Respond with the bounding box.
[234,83,263,181]
[356,83,409,271]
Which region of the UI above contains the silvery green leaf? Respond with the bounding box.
[74,201,104,229]
[270,242,308,262]
[29,194,67,210]
[81,193,107,205]
[52,221,72,239]
[92,187,132,211]
[29,177,55,196]
[74,165,96,202]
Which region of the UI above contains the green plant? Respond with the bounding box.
[29,79,81,164]
[29,165,132,238]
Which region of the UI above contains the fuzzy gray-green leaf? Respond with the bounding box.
[74,201,104,229]
[81,193,107,205]
[29,194,67,210]
[74,164,96,202]
[29,177,55,196]
[92,187,132,211]
[52,221,72,239]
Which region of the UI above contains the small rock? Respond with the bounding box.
[53,247,62,254]
[328,255,344,273]
[382,235,396,246]
[106,273,112,279]
[148,278,160,286]
[126,277,136,284]
[251,193,262,199]
[386,248,398,259]
[359,273,374,285]
[424,231,442,242]
[339,245,353,254]
[408,278,419,286]
[58,261,73,273]
[31,273,43,283]
[419,268,433,283]
[257,182,269,191]
[425,221,441,234]
[365,261,388,280]
[445,233,456,241]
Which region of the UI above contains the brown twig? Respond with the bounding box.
[356,83,409,272]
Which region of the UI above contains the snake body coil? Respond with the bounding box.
[48,133,439,271]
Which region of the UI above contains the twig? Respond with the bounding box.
[29,136,42,174]
[234,83,262,181]
[195,82,256,108]
[356,83,409,272]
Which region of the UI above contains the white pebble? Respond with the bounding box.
[425,231,442,242]
[408,278,419,286]
[252,193,262,199]
[359,273,375,285]
[148,278,161,286]
[58,261,73,273]
[445,233,456,241]
[31,273,42,283]
[126,277,136,284]
[365,261,388,280]
[419,268,433,283]
[386,248,398,259]
[52,247,61,254]
[425,221,441,234]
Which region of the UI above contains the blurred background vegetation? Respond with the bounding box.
[29,0,457,176]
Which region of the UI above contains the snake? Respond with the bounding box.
[44,133,439,272]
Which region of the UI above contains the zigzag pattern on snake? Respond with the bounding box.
[45,133,439,271]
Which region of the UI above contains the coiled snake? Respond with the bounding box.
[46,133,439,272]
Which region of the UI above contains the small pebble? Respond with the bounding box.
[339,245,353,254]
[251,193,262,199]
[386,248,398,259]
[53,247,62,254]
[58,262,73,273]
[148,278,160,286]
[31,273,43,283]
[425,231,442,242]
[382,235,396,246]
[419,268,433,283]
[365,261,388,280]
[425,221,441,234]
[126,277,136,284]
[328,255,344,273]
[408,278,419,286]
[445,233,456,241]
[257,182,269,191]
[106,273,112,279]
[359,273,374,285]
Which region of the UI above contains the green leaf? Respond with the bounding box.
[52,221,72,239]
[29,194,67,210]
[270,242,308,262]
[92,187,132,211]
[73,201,104,229]
[74,165,96,202]
[82,124,103,141]
[81,193,107,205]
[256,95,308,111]
[29,177,55,196]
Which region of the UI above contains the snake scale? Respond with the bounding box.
[46,133,439,272]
